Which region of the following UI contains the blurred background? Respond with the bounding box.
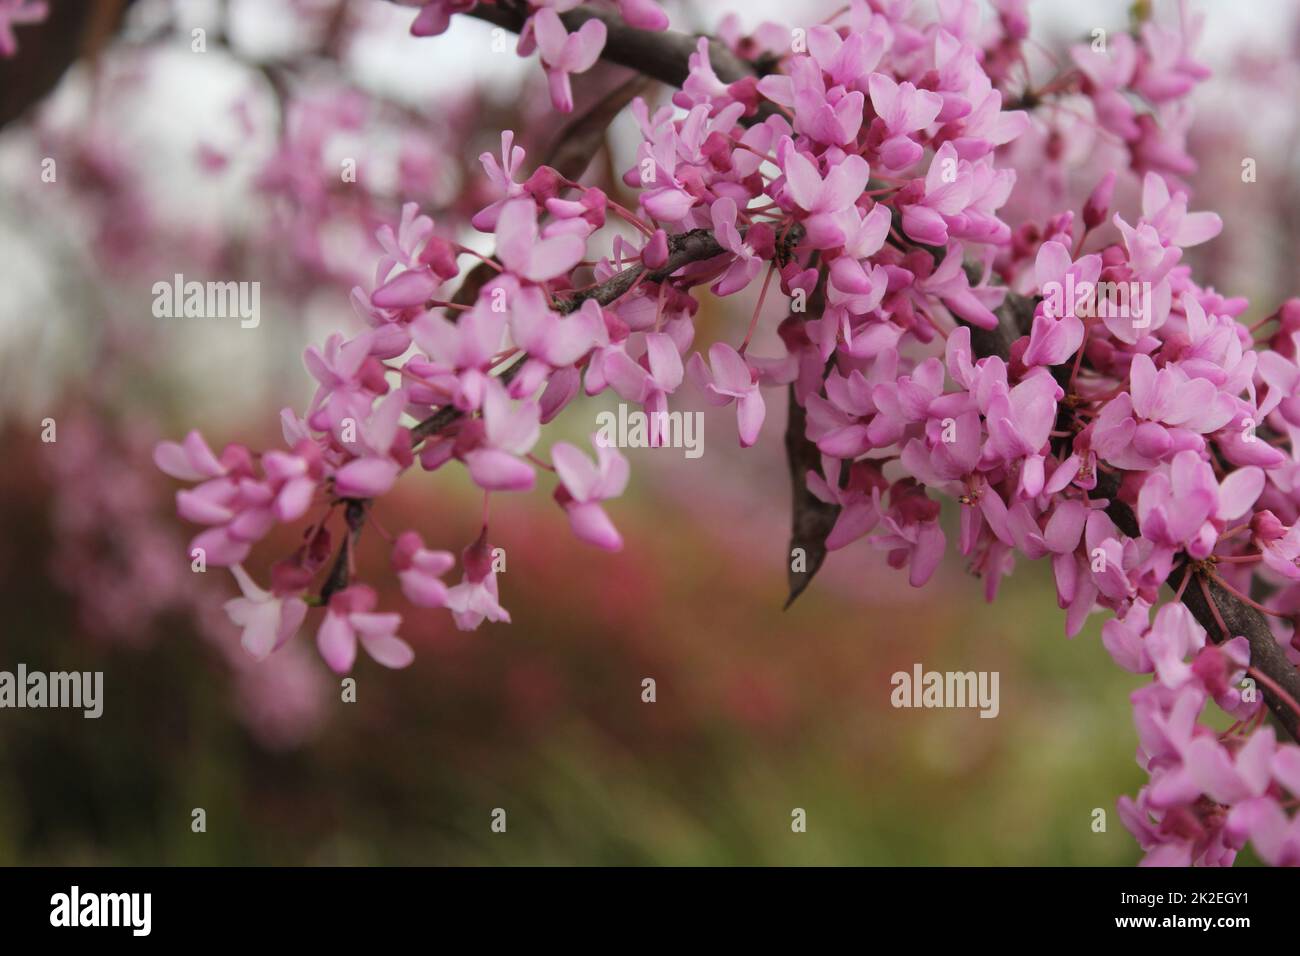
[0,0,1295,865]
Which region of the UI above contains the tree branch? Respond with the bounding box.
[464,0,757,87]
[409,223,803,442]
[0,0,137,130]
[784,264,835,609]
[396,0,1300,741]
[979,294,1300,741]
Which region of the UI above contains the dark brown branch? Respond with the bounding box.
[1182,562,1300,741]
[980,295,1300,741]
[559,226,729,311]
[319,498,368,602]
[0,0,136,130]
[543,72,653,182]
[465,1,757,87]
[784,264,834,609]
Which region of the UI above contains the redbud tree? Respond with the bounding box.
[10,0,1300,865]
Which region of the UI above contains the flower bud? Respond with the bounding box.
[1083,171,1117,231]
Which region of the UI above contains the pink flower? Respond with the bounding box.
[552,437,630,550]
[1083,171,1117,230]
[392,530,455,608]
[1101,601,1155,674]
[532,8,606,113]
[911,241,1001,329]
[836,202,893,260]
[1228,796,1300,866]
[1134,17,1210,105]
[316,584,412,673]
[446,531,511,630]
[867,356,948,448]
[1023,241,1101,368]
[1118,777,1235,867]
[412,289,505,371]
[900,142,973,247]
[406,0,476,38]
[616,0,668,31]
[867,73,942,171]
[1142,603,1208,688]
[806,455,886,551]
[370,203,456,310]
[945,87,1029,161]
[374,202,433,270]
[900,408,984,494]
[1092,353,1238,469]
[333,388,409,498]
[763,56,865,147]
[371,267,441,312]
[159,436,310,568]
[1252,510,1300,581]
[1151,710,1273,810]
[472,131,529,231]
[1139,172,1222,249]
[779,141,871,248]
[633,121,698,222]
[464,379,541,492]
[539,365,583,423]
[984,370,1063,497]
[805,363,889,457]
[495,198,586,283]
[545,185,607,236]
[873,480,946,587]
[303,330,385,436]
[223,564,309,660]
[1070,33,1140,140]
[1137,450,1263,563]
[261,441,324,522]
[509,289,605,373]
[677,36,732,111]
[687,342,766,447]
[709,198,773,296]
[154,430,227,483]
[604,332,685,444]
[826,252,890,320]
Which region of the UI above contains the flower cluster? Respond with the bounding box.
[157,0,1300,864]
[38,414,329,748]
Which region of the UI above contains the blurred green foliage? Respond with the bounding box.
[0,426,1184,865]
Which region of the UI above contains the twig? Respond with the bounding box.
[408,223,803,442]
